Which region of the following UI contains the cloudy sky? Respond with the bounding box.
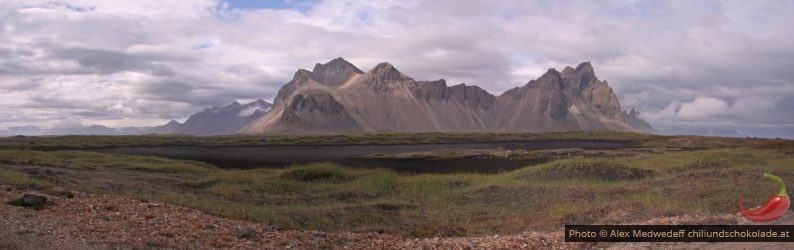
[1,0,792,138]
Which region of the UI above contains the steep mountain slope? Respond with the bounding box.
[239,58,652,134]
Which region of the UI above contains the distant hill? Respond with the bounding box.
[150,100,272,135]
[0,100,272,136]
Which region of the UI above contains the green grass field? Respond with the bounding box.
[1,133,792,237]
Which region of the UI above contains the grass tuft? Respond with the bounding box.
[520,159,655,181]
[280,164,357,183]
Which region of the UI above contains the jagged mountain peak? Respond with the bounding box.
[546,62,622,119]
[350,62,414,92]
[311,57,364,87]
[575,61,594,73]
[314,57,361,71]
[561,61,598,91]
[370,62,396,72]
[561,66,575,76]
[367,62,410,81]
[293,69,315,80]
[323,57,348,65]
[529,68,563,88]
[543,68,562,77]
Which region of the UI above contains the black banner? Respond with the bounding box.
[565,225,794,242]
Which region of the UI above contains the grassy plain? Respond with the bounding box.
[1,133,792,237]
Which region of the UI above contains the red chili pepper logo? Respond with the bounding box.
[739,173,790,222]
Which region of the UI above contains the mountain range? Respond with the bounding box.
[239,58,652,134]
[0,58,653,136]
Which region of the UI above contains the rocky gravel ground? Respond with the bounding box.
[2,184,793,249]
[0,185,593,249]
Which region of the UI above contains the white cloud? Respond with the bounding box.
[642,93,789,137]
[237,104,270,117]
[677,97,730,120]
[642,101,680,122]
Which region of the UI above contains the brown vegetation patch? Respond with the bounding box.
[526,161,654,181]
[280,167,356,183]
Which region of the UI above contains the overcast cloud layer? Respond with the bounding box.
[1,0,792,138]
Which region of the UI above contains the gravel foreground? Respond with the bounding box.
[2,185,793,250]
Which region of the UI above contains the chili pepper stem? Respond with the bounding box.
[764,173,788,198]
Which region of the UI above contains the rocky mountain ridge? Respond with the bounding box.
[240,58,652,134]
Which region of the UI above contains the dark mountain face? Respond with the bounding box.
[277,90,361,132]
[413,79,449,100]
[414,80,496,109]
[447,84,497,110]
[273,69,317,106]
[240,58,653,134]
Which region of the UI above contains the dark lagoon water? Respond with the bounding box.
[97,140,633,174]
